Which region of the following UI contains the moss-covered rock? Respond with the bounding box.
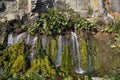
[50,39,57,62]
[10,55,26,74]
[0,42,26,72]
[79,36,88,70]
[60,43,70,75]
[27,56,56,79]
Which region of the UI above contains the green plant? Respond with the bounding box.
[28,23,38,35]
[112,21,120,34]
[114,69,120,80]
[64,76,73,80]
[101,25,113,33]
[112,21,120,47]
[27,9,96,36]
[84,76,89,80]
[22,72,47,80]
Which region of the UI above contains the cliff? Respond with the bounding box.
[0,0,120,21]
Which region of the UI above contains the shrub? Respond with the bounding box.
[28,9,96,36]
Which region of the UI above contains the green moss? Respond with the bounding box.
[0,42,25,72]
[114,69,120,80]
[10,55,26,74]
[0,32,7,50]
[80,34,97,73]
[41,56,56,77]
[50,39,57,62]
[28,59,41,73]
[80,36,88,69]
[46,37,50,56]
[60,43,70,75]
[27,56,56,78]
[36,37,42,59]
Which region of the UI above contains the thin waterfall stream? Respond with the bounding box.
[55,35,63,67]
[41,35,47,58]
[84,33,94,72]
[6,32,95,75]
[70,32,85,74]
[7,32,26,46]
[29,36,38,62]
[7,33,14,47]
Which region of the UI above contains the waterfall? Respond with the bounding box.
[41,35,47,50]
[7,33,14,47]
[7,32,26,46]
[30,36,38,61]
[7,32,91,74]
[70,32,85,74]
[55,35,63,67]
[14,32,26,43]
[26,34,30,45]
[41,35,47,58]
[85,33,93,72]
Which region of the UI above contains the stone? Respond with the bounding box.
[109,0,120,13]
[0,0,120,21]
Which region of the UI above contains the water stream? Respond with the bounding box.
[84,33,93,72]
[6,32,94,74]
[7,32,26,46]
[70,32,85,74]
[7,33,14,47]
[41,35,47,58]
[55,35,63,67]
[29,36,38,61]
[41,35,47,50]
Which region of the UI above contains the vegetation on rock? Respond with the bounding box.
[0,8,120,80]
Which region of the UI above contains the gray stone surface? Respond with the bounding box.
[54,0,89,15]
[0,0,120,21]
[0,1,17,21]
[109,0,120,12]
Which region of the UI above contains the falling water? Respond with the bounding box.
[26,34,30,45]
[7,33,14,47]
[14,32,26,43]
[7,32,26,46]
[55,35,63,67]
[70,32,85,74]
[41,35,47,50]
[84,33,93,72]
[30,36,38,61]
[6,32,93,74]
[41,35,47,58]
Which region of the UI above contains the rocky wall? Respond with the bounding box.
[0,0,17,21]
[0,0,120,21]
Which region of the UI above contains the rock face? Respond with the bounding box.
[54,0,120,20]
[0,0,120,21]
[109,0,120,13]
[0,1,17,21]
